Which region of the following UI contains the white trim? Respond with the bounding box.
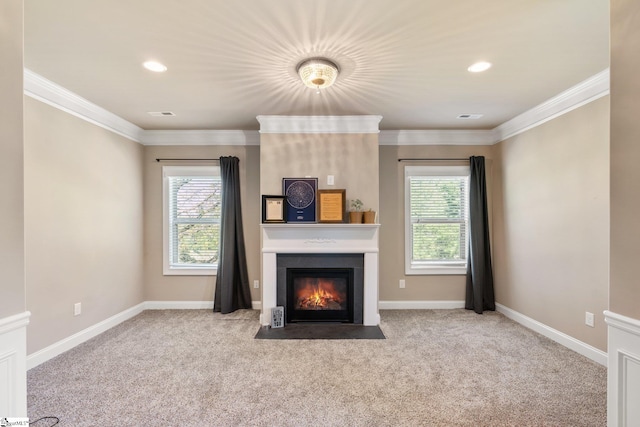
[379,300,465,309]
[257,115,382,134]
[24,68,609,147]
[145,301,214,310]
[604,310,640,426]
[496,303,607,366]
[26,303,145,370]
[0,311,31,336]
[145,300,261,310]
[141,130,260,146]
[379,130,494,146]
[0,312,29,417]
[23,69,143,143]
[492,68,610,143]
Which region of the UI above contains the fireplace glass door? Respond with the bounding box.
[286,268,354,323]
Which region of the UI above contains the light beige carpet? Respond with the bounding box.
[27,309,606,426]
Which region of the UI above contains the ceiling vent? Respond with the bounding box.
[456,114,483,120]
[148,111,175,117]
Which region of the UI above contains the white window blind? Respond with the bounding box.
[405,165,469,275]
[163,166,221,275]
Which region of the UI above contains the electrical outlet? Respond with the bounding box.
[327,175,335,185]
[253,280,260,289]
[399,279,406,289]
[74,303,82,316]
[585,311,594,327]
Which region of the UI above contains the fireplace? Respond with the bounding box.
[277,253,364,325]
[287,268,353,323]
[261,224,380,326]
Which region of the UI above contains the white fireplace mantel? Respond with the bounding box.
[261,224,380,326]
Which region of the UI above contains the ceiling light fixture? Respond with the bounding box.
[467,61,492,73]
[143,61,167,72]
[297,58,339,93]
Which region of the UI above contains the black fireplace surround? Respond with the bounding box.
[277,254,364,324]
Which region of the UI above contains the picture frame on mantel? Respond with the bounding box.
[317,189,346,223]
[283,178,318,223]
[262,195,287,223]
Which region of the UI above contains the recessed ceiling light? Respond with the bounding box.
[143,61,167,72]
[467,61,492,73]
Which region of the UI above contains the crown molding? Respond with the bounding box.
[141,130,260,146]
[493,68,610,143]
[23,69,143,142]
[257,115,382,134]
[24,68,609,146]
[379,129,494,146]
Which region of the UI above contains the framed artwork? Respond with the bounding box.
[262,195,287,223]
[317,189,346,223]
[282,178,318,223]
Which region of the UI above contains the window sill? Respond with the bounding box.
[163,267,217,276]
[405,266,467,276]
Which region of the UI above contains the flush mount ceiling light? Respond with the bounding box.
[143,60,167,72]
[297,58,339,91]
[467,61,492,73]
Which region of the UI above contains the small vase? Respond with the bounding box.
[349,211,363,224]
[363,211,376,224]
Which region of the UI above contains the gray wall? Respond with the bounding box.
[492,96,610,351]
[24,98,145,354]
[610,0,640,320]
[0,0,25,319]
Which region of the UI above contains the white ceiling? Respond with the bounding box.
[24,0,610,132]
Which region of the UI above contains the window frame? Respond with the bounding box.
[162,165,221,276]
[404,165,470,275]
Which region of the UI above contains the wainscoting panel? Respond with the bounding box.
[605,310,640,427]
[0,311,30,417]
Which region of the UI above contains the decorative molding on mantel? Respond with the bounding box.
[141,130,260,146]
[256,115,382,134]
[379,130,494,146]
[23,69,144,143]
[24,68,609,146]
[0,311,31,337]
[493,68,610,143]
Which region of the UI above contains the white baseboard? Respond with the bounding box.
[145,301,262,310]
[26,303,145,370]
[379,300,465,309]
[496,303,607,366]
[604,310,640,426]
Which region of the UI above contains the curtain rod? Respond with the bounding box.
[155,158,220,162]
[397,158,470,162]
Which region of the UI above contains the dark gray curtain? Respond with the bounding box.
[465,156,496,314]
[214,156,252,314]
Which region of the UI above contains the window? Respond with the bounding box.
[163,166,221,275]
[405,165,469,275]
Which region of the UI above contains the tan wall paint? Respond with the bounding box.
[143,145,261,302]
[492,97,609,351]
[24,98,145,354]
[378,145,494,301]
[0,0,26,318]
[610,0,640,320]
[260,133,379,212]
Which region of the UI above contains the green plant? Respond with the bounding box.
[350,199,363,211]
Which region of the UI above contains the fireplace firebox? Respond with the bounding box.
[286,268,353,323]
[276,253,364,325]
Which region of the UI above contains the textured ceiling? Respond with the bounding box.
[24,0,609,131]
